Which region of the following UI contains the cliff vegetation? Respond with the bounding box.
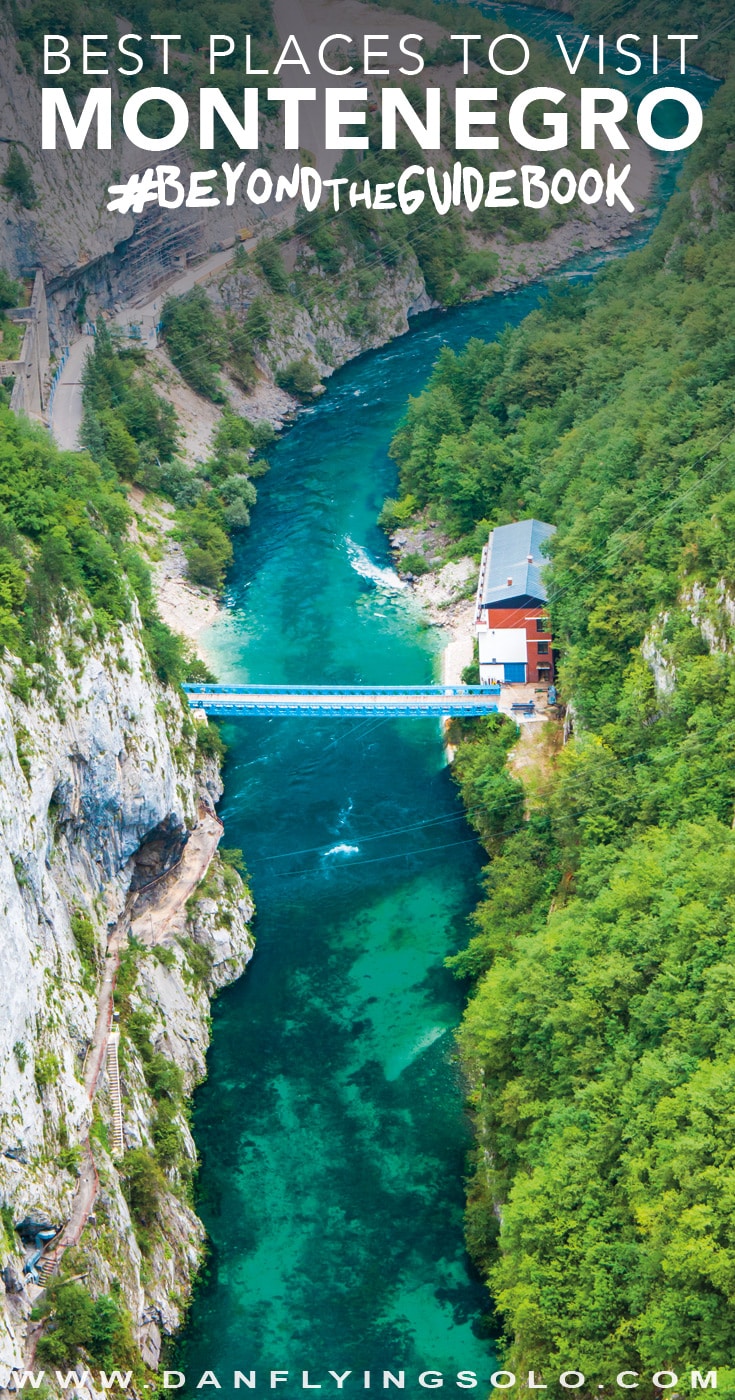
[390,73,735,1385]
[0,396,253,1383]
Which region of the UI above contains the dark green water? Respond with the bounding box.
[174,20,717,1396]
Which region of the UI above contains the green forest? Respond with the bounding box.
[0,405,175,675]
[81,317,274,589]
[387,60,735,1389]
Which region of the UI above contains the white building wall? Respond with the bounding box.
[479,629,528,664]
[478,628,528,685]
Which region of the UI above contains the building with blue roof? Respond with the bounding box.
[474,519,556,686]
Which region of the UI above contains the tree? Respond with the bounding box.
[99,411,140,478]
[0,269,21,311]
[246,297,271,344]
[161,287,226,401]
[255,239,289,294]
[2,149,36,207]
[223,498,251,531]
[228,323,258,390]
[276,356,320,398]
[181,501,233,589]
[36,1280,133,1370]
[121,1148,164,1229]
[215,412,254,454]
[220,475,257,508]
[119,381,178,459]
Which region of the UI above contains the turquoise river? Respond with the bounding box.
[174,14,717,1395]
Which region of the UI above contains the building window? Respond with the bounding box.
[536,617,548,633]
[537,641,549,655]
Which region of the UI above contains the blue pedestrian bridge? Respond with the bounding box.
[183,684,500,718]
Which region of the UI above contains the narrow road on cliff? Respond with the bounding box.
[51,336,89,451]
[49,242,250,450]
[130,807,223,946]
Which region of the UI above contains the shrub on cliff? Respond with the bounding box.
[276,355,320,398]
[35,1280,133,1368]
[152,1101,186,1171]
[161,287,226,402]
[70,910,98,990]
[34,1052,59,1091]
[141,617,185,685]
[2,148,36,208]
[121,1148,164,1238]
[246,297,271,345]
[0,268,21,310]
[195,720,225,761]
[228,323,258,391]
[254,239,289,295]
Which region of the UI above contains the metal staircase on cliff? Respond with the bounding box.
[36,1249,60,1284]
[106,1031,124,1158]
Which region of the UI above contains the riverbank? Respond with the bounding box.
[409,556,477,688]
[128,488,222,656]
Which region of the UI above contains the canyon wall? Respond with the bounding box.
[0,605,253,1383]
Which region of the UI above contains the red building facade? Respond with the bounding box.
[484,607,554,684]
[475,519,556,686]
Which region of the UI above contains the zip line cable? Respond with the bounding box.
[94,27,728,761]
[146,126,704,448]
[220,27,716,306]
[145,57,675,382]
[265,833,484,883]
[248,798,491,864]
[108,8,722,392]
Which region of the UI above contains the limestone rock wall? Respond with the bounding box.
[0,607,253,1382]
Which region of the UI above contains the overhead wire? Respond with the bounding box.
[248,797,491,864]
[263,834,484,883]
[229,426,735,880]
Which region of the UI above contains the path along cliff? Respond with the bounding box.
[0,597,253,1386]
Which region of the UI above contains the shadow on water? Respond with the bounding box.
[173,13,718,1395]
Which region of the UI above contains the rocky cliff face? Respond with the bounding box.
[0,606,253,1383]
[0,7,656,349]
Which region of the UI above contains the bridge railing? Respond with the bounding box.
[195,701,499,716]
[182,684,501,696]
